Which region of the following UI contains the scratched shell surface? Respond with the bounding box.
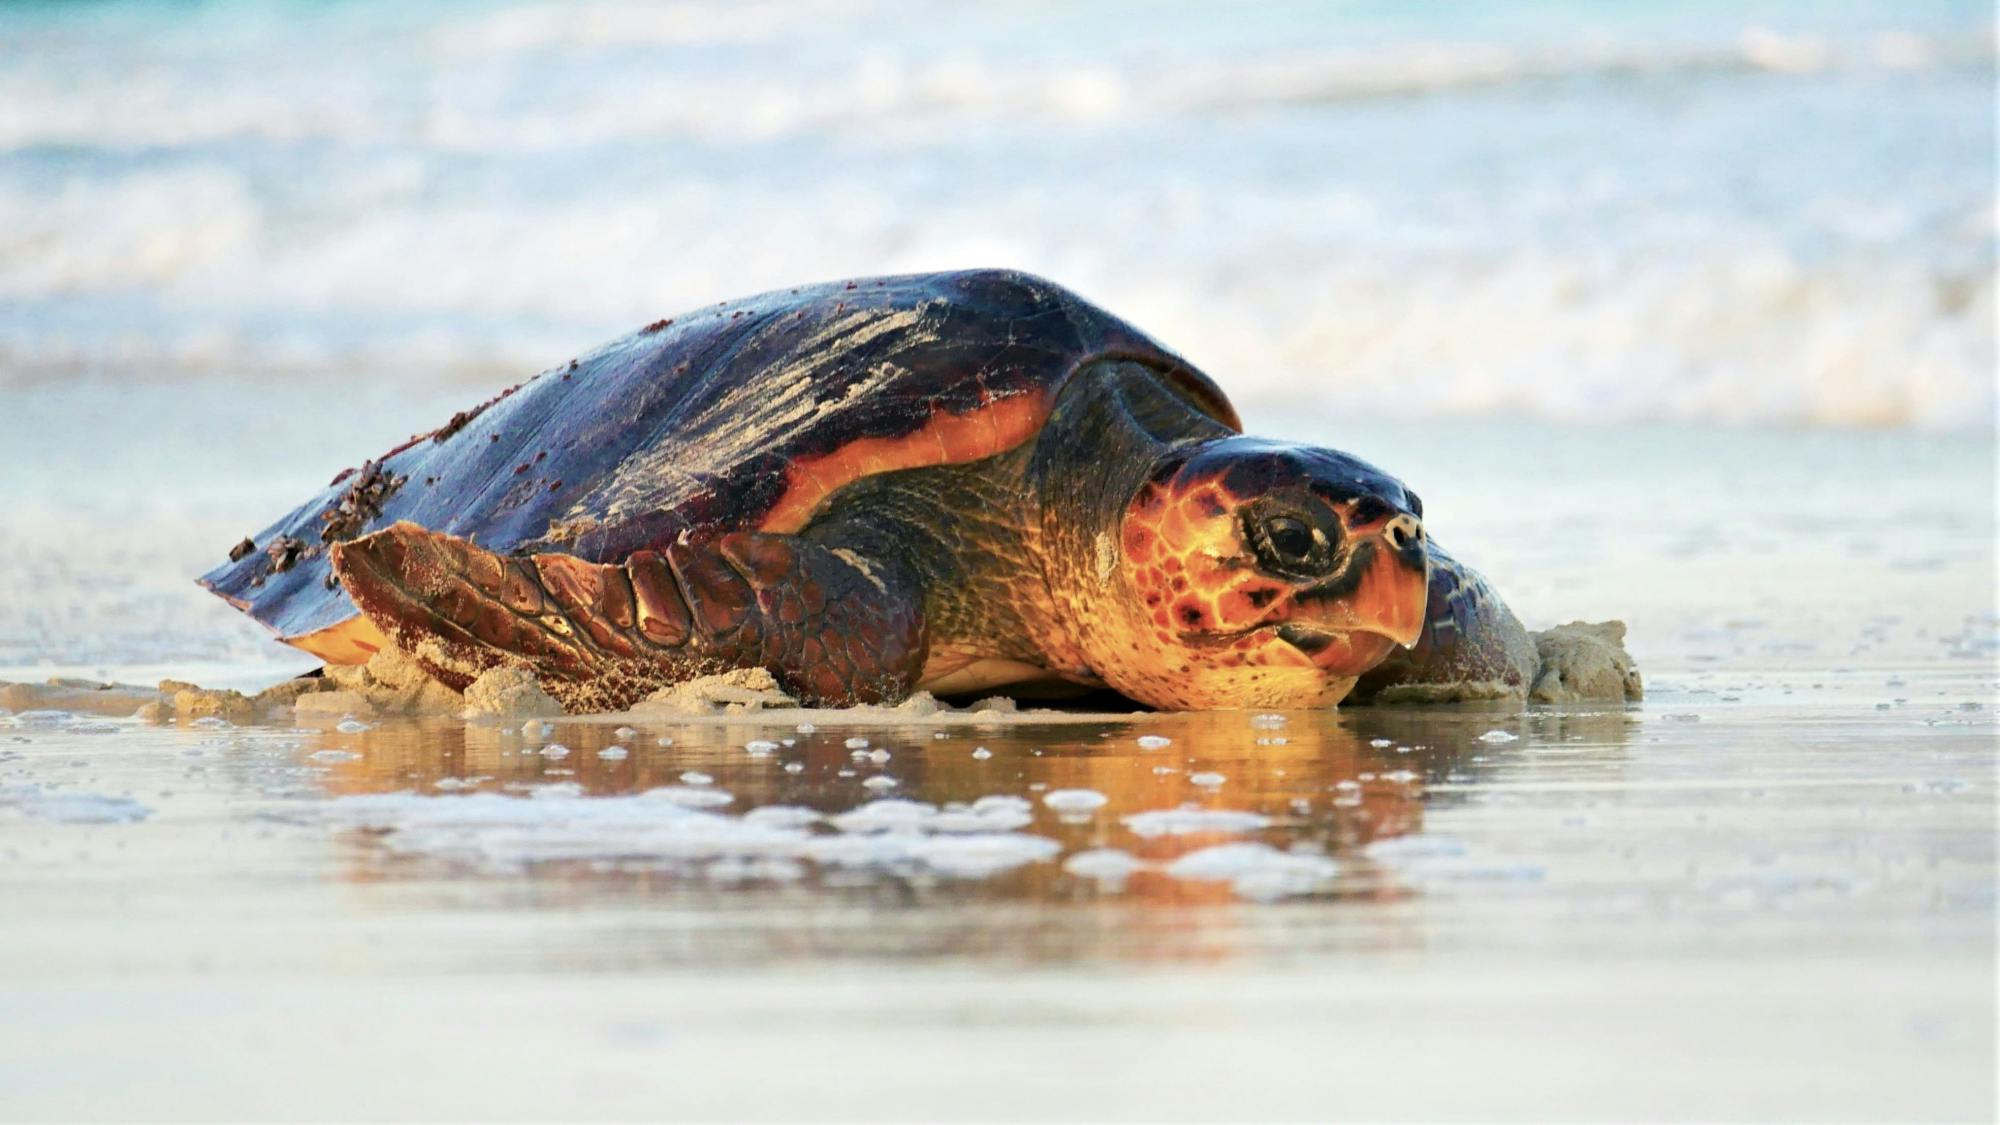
[199,269,1238,644]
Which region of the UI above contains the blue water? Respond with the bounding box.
[0,0,1993,425]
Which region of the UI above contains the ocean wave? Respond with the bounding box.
[0,11,1989,149]
[2,246,1988,429]
[0,1,1990,428]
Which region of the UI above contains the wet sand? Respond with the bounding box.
[0,397,1993,1120]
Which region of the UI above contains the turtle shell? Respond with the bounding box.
[200,269,1242,661]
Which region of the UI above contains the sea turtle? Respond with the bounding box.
[201,269,1629,713]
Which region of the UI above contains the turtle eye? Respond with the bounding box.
[1265,517,1314,562]
[1254,513,1326,575]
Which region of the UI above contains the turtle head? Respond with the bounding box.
[1088,436,1430,710]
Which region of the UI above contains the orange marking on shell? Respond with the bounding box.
[286,614,388,665]
[757,390,1050,532]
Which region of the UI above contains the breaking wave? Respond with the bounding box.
[0,0,1991,428]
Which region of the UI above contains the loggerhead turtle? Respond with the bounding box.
[200,270,1635,712]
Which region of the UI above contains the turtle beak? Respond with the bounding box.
[1345,513,1428,648]
[1278,512,1429,670]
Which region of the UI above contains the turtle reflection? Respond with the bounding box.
[297,704,1628,910]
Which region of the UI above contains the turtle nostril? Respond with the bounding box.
[1383,514,1424,552]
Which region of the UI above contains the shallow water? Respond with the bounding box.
[1,675,1992,1119]
[1,401,1994,1117]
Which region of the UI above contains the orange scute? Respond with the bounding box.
[286,614,388,665]
[757,390,1052,533]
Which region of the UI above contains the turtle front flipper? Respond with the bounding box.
[330,521,927,713]
[1347,543,1541,704]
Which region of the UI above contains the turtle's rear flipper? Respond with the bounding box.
[331,520,927,713]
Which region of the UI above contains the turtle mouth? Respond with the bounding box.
[1274,623,1402,675]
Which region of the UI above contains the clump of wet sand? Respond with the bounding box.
[636,667,797,715]
[319,646,462,716]
[460,666,562,720]
[1530,621,1644,703]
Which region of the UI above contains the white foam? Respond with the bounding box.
[1122,808,1271,838]
[1042,789,1108,813]
[1063,848,1143,880]
[1,785,153,825]
[829,798,936,834]
[640,785,733,810]
[1164,843,1338,901]
[321,791,797,869]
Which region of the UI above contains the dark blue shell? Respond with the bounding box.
[199,269,1237,644]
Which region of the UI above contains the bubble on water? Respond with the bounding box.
[867,748,891,764]
[1064,847,1141,880]
[1250,713,1287,729]
[334,718,371,734]
[539,743,570,759]
[1164,842,1337,901]
[844,737,869,749]
[0,785,153,825]
[782,762,805,774]
[641,785,733,809]
[12,710,76,727]
[971,747,992,760]
[1476,729,1518,744]
[613,726,639,740]
[1122,808,1268,837]
[861,775,899,791]
[744,739,779,755]
[705,855,807,884]
[657,736,675,747]
[745,805,821,828]
[1189,771,1226,787]
[679,771,713,786]
[309,749,360,763]
[597,745,629,760]
[1364,834,1470,861]
[1369,738,1393,748]
[932,796,1033,833]
[521,720,552,740]
[1136,735,1172,749]
[1042,788,1108,813]
[795,723,816,734]
[831,798,937,833]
